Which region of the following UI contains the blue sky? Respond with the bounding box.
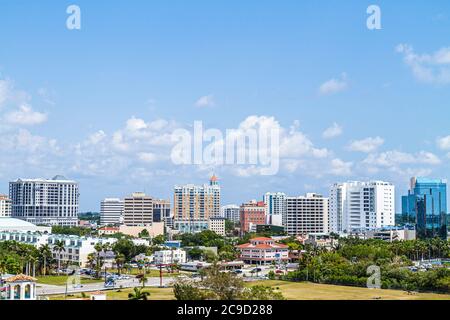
[0,0,450,211]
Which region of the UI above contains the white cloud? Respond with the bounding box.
[437,135,450,150]
[318,73,348,95]
[329,158,353,176]
[363,150,441,167]
[0,79,12,108]
[5,104,47,125]
[348,137,384,153]
[138,152,157,163]
[396,44,450,84]
[195,94,215,108]
[322,123,343,139]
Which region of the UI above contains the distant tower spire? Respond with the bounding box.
[210,174,219,186]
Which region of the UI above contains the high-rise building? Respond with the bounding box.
[285,193,329,236]
[9,176,79,226]
[263,192,286,226]
[239,200,266,235]
[100,198,124,226]
[221,205,240,223]
[123,193,153,227]
[0,195,11,218]
[402,177,447,240]
[173,176,221,233]
[153,199,171,223]
[329,181,395,234]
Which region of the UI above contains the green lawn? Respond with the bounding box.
[37,276,103,286]
[250,280,450,300]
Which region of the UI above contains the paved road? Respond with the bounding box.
[37,277,175,296]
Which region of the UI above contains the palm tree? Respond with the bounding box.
[54,240,66,275]
[39,244,52,276]
[115,253,126,275]
[128,287,150,300]
[139,273,148,288]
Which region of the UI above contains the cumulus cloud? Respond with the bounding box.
[396,44,450,84]
[5,104,47,125]
[348,137,384,153]
[363,150,441,167]
[322,123,343,139]
[195,94,215,108]
[329,158,353,176]
[318,73,348,95]
[437,135,450,150]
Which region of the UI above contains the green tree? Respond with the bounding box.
[128,287,151,300]
[54,240,66,275]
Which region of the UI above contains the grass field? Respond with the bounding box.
[37,276,103,286]
[47,280,450,300]
[250,280,450,300]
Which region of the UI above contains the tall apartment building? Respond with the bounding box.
[9,176,79,226]
[239,200,266,235]
[285,193,329,236]
[0,195,11,218]
[221,205,240,223]
[329,181,395,234]
[402,177,447,240]
[100,198,124,226]
[173,176,221,233]
[123,193,153,227]
[153,199,171,223]
[264,192,286,227]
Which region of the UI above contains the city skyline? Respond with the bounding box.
[1,1,450,211]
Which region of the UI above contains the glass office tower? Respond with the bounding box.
[402,177,447,240]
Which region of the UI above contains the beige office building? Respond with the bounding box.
[123,193,153,227]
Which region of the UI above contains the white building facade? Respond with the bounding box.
[208,217,226,236]
[9,176,79,226]
[0,195,11,218]
[100,198,124,226]
[329,181,395,234]
[220,205,240,223]
[285,193,329,236]
[264,192,286,227]
[153,249,186,265]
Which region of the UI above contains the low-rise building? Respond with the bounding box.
[208,217,226,236]
[236,237,289,265]
[154,249,187,265]
[98,226,120,236]
[118,222,164,238]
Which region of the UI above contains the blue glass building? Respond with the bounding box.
[402,177,447,240]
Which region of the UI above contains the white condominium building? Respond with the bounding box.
[264,192,286,226]
[100,198,124,226]
[329,181,395,234]
[123,193,153,227]
[0,195,11,218]
[220,205,240,223]
[285,193,329,236]
[9,176,79,226]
